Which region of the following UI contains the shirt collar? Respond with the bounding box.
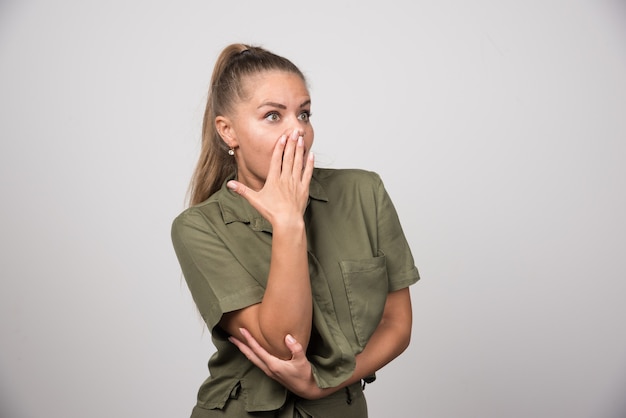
[218,170,328,232]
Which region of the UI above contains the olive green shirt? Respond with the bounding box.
[171,168,419,413]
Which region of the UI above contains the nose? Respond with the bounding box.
[285,115,312,141]
[285,127,304,138]
[288,114,309,130]
[288,124,306,138]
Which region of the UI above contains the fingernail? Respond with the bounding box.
[297,136,304,146]
[286,334,296,343]
[227,181,237,190]
[279,135,287,144]
[308,151,314,161]
[292,128,299,139]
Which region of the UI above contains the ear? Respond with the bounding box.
[215,116,238,149]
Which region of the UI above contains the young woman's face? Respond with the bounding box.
[219,70,314,191]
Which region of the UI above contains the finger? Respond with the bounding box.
[280,128,299,177]
[228,335,272,375]
[301,151,315,187]
[227,180,247,196]
[226,180,258,203]
[292,134,305,178]
[267,134,287,181]
[239,328,276,365]
[227,180,266,213]
[285,334,305,360]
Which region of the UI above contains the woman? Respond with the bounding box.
[171,43,420,417]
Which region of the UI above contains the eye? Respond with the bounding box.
[264,112,280,122]
[298,111,312,122]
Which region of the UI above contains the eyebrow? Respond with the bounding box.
[257,99,311,109]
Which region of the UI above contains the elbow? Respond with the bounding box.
[257,328,291,360]
[400,326,411,354]
[259,328,310,361]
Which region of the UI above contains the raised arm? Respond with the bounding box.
[219,129,315,360]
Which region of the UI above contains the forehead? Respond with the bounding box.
[240,70,309,102]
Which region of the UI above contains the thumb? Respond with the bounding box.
[285,334,304,360]
[227,180,267,219]
[227,180,252,198]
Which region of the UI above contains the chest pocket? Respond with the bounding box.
[339,255,389,348]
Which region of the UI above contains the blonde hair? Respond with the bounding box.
[188,43,306,206]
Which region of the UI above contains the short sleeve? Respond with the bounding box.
[374,175,420,291]
[171,206,265,331]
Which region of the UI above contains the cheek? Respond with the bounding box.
[250,135,278,163]
[239,126,274,153]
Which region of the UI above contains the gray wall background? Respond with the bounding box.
[1,1,625,417]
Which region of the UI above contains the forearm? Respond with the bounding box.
[258,220,312,357]
[344,311,411,387]
[309,288,413,398]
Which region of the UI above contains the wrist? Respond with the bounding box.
[271,217,305,234]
